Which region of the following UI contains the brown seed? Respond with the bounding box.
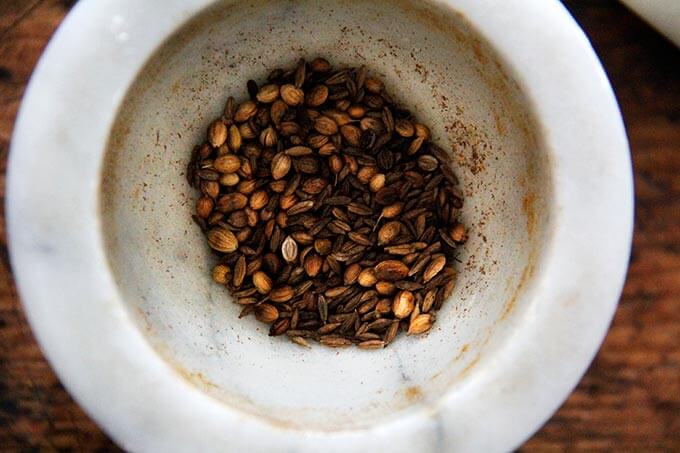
[280,84,304,106]
[237,180,257,195]
[239,122,256,140]
[214,155,241,173]
[211,264,231,284]
[306,84,329,107]
[256,84,279,103]
[395,119,415,137]
[260,126,277,147]
[348,104,366,119]
[249,190,269,210]
[422,289,437,313]
[314,116,338,135]
[310,57,331,72]
[255,303,279,323]
[408,137,425,155]
[358,340,385,349]
[304,254,323,277]
[378,221,401,245]
[270,286,295,303]
[208,120,228,147]
[414,123,430,139]
[340,125,361,147]
[450,223,466,242]
[234,100,257,122]
[369,174,385,192]
[271,152,291,180]
[281,236,298,262]
[408,314,433,335]
[417,155,439,172]
[252,271,273,294]
[233,255,246,287]
[196,196,213,218]
[320,336,352,347]
[423,255,446,283]
[302,178,327,194]
[285,146,313,156]
[364,77,384,94]
[357,166,378,184]
[381,202,403,218]
[342,263,361,285]
[217,193,248,213]
[358,268,377,287]
[270,99,287,125]
[375,260,409,281]
[324,109,351,126]
[328,154,344,173]
[227,124,242,151]
[375,281,396,296]
[375,298,392,314]
[207,227,238,253]
[314,239,332,255]
[270,317,290,336]
[393,290,415,319]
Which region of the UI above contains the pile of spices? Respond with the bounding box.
[187,57,467,348]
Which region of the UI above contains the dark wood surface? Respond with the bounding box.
[1,0,678,450]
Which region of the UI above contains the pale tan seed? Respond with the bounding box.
[291,336,311,348]
[375,298,392,314]
[271,152,291,180]
[252,271,273,294]
[214,155,241,173]
[207,227,238,253]
[208,120,228,147]
[408,137,425,154]
[220,173,240,186]
[408,314,433,335]
[393,290,415,319]
[281,236,298,262]
[256,84,280,103]
[255,303,279,323]
[280,84,304,106]
[357,268,377,287]
[211,264,230,284]
[357,166,378,184]
[423,255,446,283]
[369,173,385,192]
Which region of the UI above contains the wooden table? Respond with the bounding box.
[1,1,678,450]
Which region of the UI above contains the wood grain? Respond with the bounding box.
[0,0,678,450]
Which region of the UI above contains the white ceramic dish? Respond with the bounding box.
[7,0,633,451]
[621,0,680,47]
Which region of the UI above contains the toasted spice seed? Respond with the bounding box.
[190,58,465,348]
[256,304,279,323]
[207,228,238,253]
[408,314,433,334]
[212,264,231,284]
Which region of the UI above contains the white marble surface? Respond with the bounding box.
[7,0,633,452]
